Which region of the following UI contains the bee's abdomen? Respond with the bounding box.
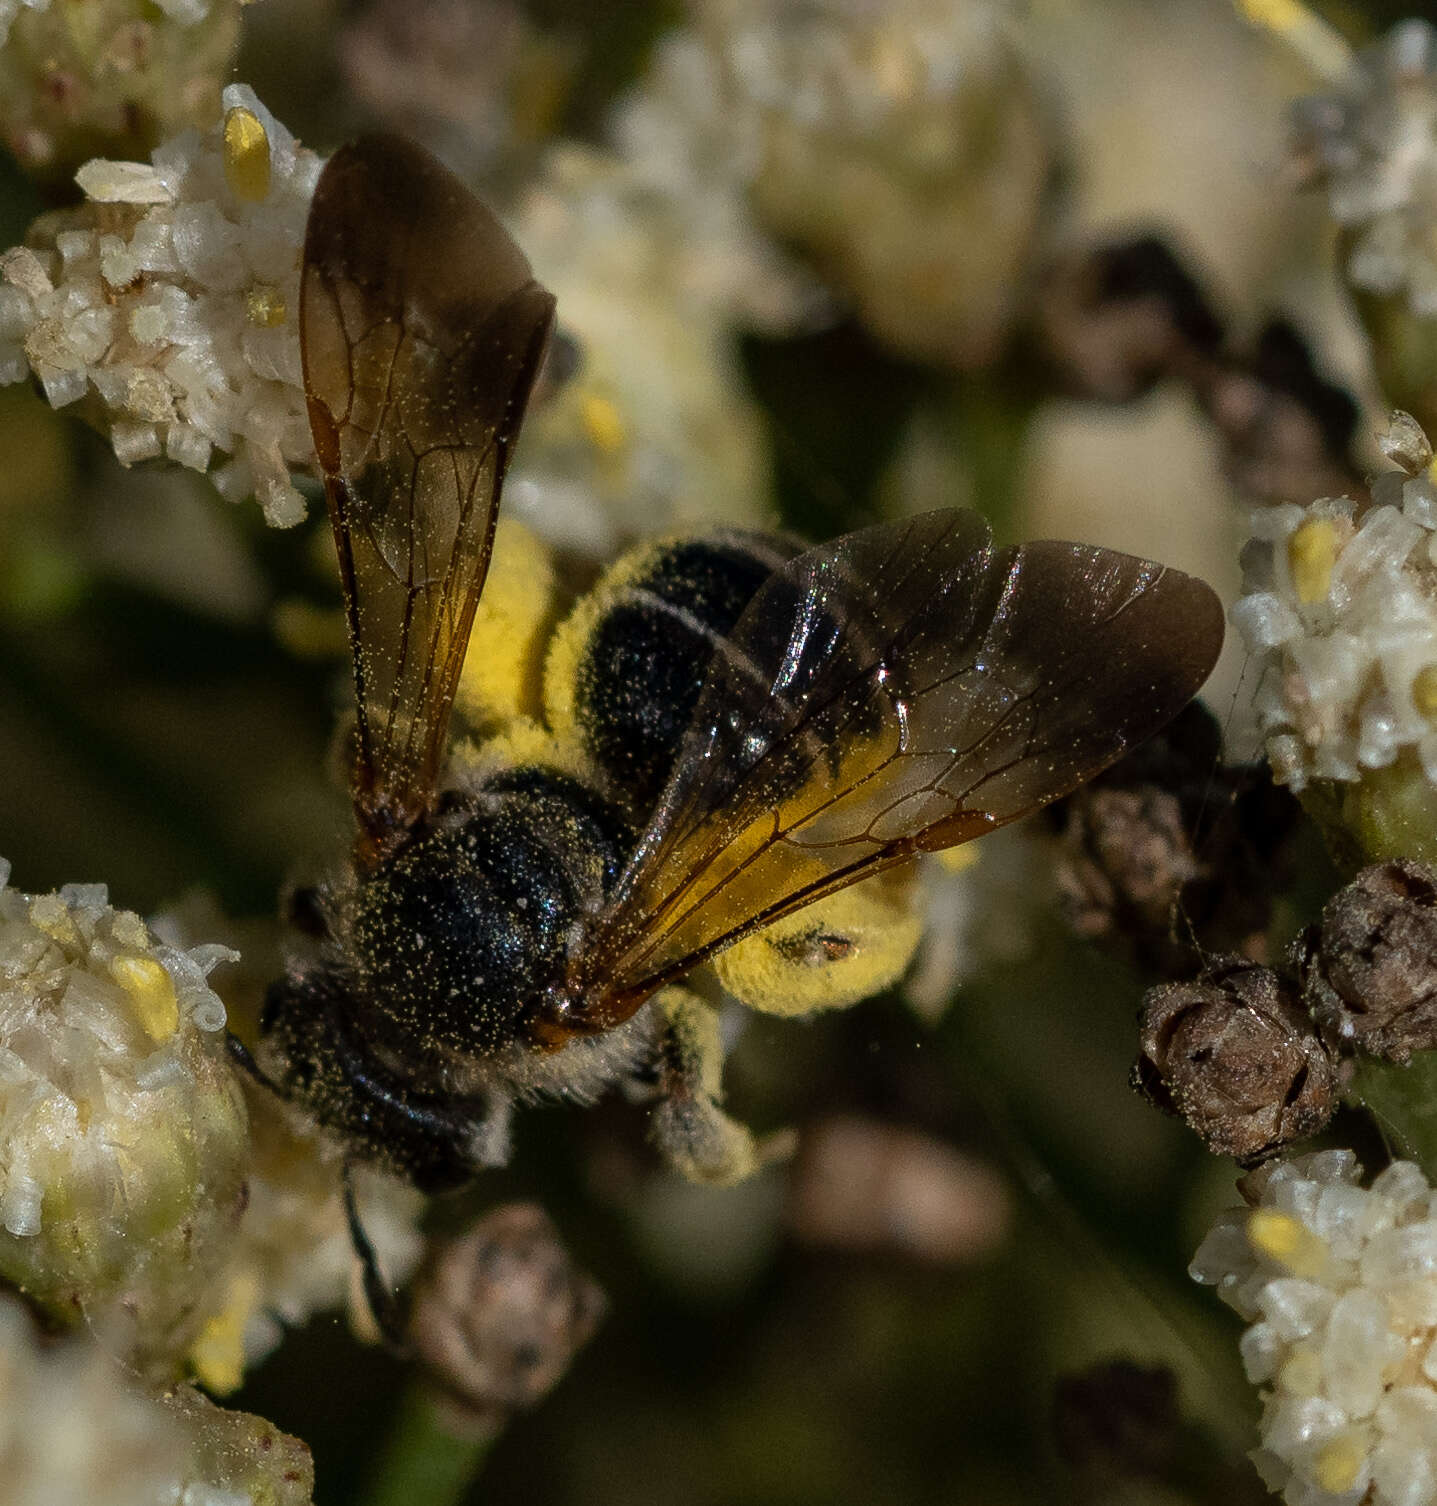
[562,533,801,812]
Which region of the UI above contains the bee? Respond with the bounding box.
[257,135,1225,1212]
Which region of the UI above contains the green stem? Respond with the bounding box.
[355,1387,498,1506]
[1351,1052,1437,1177]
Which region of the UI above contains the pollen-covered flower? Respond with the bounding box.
[152,893,424,1391]
[1232,414,1437,843]
[1190,1149,1437,1506]
[0,84,319,525]
[0,860,249,1379]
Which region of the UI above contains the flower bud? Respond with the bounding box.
[1294,859,1437,1064]
[408,1203,606,1436]
[1133,957,1337,1160]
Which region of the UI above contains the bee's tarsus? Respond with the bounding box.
[226,1033,283,1096]
[341,1159,410,1357]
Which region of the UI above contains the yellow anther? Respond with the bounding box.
[244,283,287,328]
[28,894,78,946]
[222,106,271,204]
[1288,518,1341,604]
[109,953,179,1042]
[1314,1431,1368,1494]
[188,1271,260,1395]
[1413,666,1437,718]
[1247,1207,1329,1277]
[1234,0,1355,82]
[580,393,627,455]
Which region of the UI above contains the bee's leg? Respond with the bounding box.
[646,989,795,1186]
[341,1159,411,1357]
[226,1033,287,1096]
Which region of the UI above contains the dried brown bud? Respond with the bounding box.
[786,1116,1011,1265]
[1294,858,1437,1064]
[1036,238,1360,507]
[408,1203,606,1435]
[1133,957,1337,1160]
[1054,703,1299,973]
[1056,785,1202,941]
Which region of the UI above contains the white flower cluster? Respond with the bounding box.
[1294,19,1437,317]
[608,29,827,336]
[1231,413,1437,791]
[612,0,1049,367]
[0,0,218,47]
[0,1295,314,1506]
[0,858,249,1374]
[0,84,318,525]
[508,147,779,554]
[1191,1149,1437,1506]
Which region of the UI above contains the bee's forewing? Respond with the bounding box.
[301,134,555,865]
[566,509,1224,1025]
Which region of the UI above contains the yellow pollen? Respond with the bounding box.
[109,953,179,1042]
[188,1271,260,1395]
[222,106,271,204]
[28,894,78,946]
[580,393,627,455]
[1288,518,1340,604]
[1248,1207,1329,1277]
[1314,1431,1368,1494]
[245,283,286,327]
[1413,666,1437,717]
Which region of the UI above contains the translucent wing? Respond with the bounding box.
[301,134,556,866]
[552,509,1223,1035]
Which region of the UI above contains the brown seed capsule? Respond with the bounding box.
[1133,957,1338,1161]
[1054,703,1300,974]
[1293,858,1437,1064]
[407,1203,606,1436]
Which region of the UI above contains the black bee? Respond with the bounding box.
[256,135,1224,1212]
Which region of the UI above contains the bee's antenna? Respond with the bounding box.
[342,1159,411,1357]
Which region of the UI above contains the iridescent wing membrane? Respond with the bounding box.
[301,135,556,865]
[568,510,1224,1028]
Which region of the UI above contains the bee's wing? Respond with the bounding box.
[301,134,555,865]
[562,509,1224,1029]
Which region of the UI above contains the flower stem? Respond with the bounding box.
[1352,1051,1437,1177]
[356,1386,498,1506]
